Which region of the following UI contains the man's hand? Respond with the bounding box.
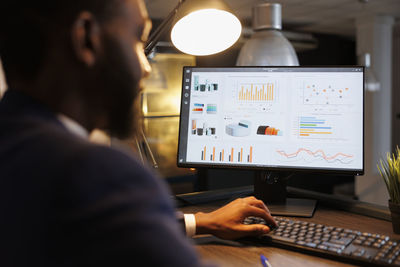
[194,196,277,240]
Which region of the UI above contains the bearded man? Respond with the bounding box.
[0,0,276,266]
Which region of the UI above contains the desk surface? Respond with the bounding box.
[180,200,400,267]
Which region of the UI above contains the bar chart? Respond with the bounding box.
[200,145,254,163]
[299,116,333,137]
[238,83,276,102]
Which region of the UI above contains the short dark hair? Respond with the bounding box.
[0,0,120,84]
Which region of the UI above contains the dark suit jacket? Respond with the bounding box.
[0,90,209,267]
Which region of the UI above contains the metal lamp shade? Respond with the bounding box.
[236,3,299,66]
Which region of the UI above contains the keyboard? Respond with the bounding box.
[243,216,400,266]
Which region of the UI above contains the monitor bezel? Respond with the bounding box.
[177,65,365,176]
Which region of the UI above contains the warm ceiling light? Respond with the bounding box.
[171,8,242,56]
[145,0,242,57]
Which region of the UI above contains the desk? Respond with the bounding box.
[180,200,400,267]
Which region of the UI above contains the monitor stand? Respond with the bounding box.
[254,171,317,217]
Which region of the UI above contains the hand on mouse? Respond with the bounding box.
[194,196,277,240]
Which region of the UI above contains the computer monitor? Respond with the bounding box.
[177,66,364,217]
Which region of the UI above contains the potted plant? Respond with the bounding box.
[378,146,400,234]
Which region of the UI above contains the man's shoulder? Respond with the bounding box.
[1,106,158,187]
[67,140,149,177]
[60,141,167,204]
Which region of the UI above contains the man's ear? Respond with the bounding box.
[71,12,101,67]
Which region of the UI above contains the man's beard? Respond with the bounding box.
[95,37,142,139]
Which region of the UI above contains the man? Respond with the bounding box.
[0,0,276,266]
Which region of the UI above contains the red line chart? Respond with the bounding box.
[276,148,354,164]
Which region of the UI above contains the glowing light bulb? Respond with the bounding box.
[171,9,242,56]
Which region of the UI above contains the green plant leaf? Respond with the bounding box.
[378,146,400,204]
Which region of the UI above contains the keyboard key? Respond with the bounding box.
[322,241,345,250]
[317,244,328,250]
[348,234,357,240]
[329,237,353,246]
[352,249,365,257]
[377,252,386,258]
[273,235,296,243]
[306,242,317,248]
[328,247,342,254]
[364,241,372,247]
[313,240,321,245]
[314,233,322,238]
[331,235,340,240]
[354,240,363,245]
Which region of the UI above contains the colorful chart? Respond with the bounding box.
[299,116,332,137]
[207,104,217,114]
[276,148,354,164]
[238,83,275,102]
[192,103,204,114]
[200,146,254,163]
[303,83,351,105]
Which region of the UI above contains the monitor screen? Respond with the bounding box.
[177,66,364,175]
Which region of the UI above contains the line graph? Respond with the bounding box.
[276,148,354,164]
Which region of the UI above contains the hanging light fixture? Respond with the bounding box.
[359,53,380,92]
[236,3,299,66]
[140,0,242,168]
[145,0,242,57]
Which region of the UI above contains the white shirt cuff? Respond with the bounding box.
[184,214,196,237]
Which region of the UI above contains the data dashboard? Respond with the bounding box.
[177,67,364,174]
